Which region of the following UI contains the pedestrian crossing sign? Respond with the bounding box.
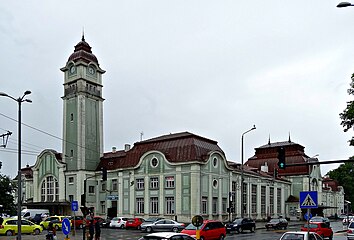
[300,191,318,209]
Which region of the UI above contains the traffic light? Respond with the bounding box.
[81,194,86,206]
[277,147,286,169]
[102,167,107,181]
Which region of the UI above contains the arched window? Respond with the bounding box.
[41,176,59,202]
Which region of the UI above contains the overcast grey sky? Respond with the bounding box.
[0,1,353,178]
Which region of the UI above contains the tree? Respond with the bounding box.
[0,174,16,215]
[340,74,354,146]
[327,159,354,212]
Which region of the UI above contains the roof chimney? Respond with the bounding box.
[260,162,269,172]
[112,147,116,153]
[124,144,131,152]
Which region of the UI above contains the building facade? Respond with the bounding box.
[18,37,342,222]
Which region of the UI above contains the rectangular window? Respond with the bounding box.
[242,183,247,215]
[150,177,159,189]
[69,177,74,184]
[212,197,218,214]
[201,197,208,215]
[112,179,118,191]
[165,176,175,188]
[89,186,95,194]
[101,182,106,191]
[165,197,175,214]
[101,201,106,214]
[136,178,144,190]
[251,184,257,214]
[269,187,274,215]
[136,198,144,214]
[261,186,266,216]
[70,150,74,157]
[150,197,159,214]
[69,195,74,202]
[232,181,238,192]
[222,198,227,213]
[277,188,282,214]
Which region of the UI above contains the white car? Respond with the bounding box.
[280,231,323,240]
[138,232,196,240]
[109,217,128,228]
[343,216,354,225]
[348,221,354,240]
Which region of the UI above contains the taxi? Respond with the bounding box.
[0,218,42,236]
[40,215,71,230]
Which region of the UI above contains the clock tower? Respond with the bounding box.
[60,35,105,172]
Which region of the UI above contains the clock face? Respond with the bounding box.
[70,66,76,74]
[88,67,95,75]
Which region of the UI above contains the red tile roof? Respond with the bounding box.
[97,132,224,170]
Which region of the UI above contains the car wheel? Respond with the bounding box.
[219,235,225,240]
[251,226,255,232]
[172,227,178,232]
[34,228,41,235]
[6,230,13,236]
[146,226,152,233]
[120,224,125,229]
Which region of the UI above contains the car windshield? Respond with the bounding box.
[184,223,205,230]
[233,219,243,224]
[282,233,305,240]
[303,223,319,229]
[269,219,280,223]
[349,222,354,228]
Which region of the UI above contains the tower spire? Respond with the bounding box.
[268,134,271,145]
[288,132,291,142]
[82,27,85,41]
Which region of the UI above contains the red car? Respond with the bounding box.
[300,222,333,240]
[70,216,85,229]
[126,218,145,229]
[181,220,226,240]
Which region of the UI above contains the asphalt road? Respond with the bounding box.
[2,220,349,240]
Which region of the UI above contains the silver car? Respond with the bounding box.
[140,219,186,233]
[348,221,354,240]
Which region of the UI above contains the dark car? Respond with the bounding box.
[225,218,256,233]
[265,218,288,230]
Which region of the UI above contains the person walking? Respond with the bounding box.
[46,222,56,240]
[88,220,95,240]
[94,219,101,240]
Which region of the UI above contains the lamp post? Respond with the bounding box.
[337,2,354,7]
[0,91,32,240]
[240,125,256,218]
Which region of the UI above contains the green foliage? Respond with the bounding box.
[0,174,16,215]
[340,74,354,146]
[328,160,354,211]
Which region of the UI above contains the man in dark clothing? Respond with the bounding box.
[88,220,95,240]
[94,219,101,240]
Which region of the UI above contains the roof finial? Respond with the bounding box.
[268,134,271,145]
[288,132,291,142]
[82,27,85,42]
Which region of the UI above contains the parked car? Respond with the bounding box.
[144,217,163,223]
[140,219,185,233]
[101,217,111,228]
[40,215,71,230]
[181,220,226,240]
[70,216,85,229]
[347,221,354,240]
[300,222,333,240]
[280,231,323,240]
[109,217,128,228]
[343,216,354,225]
[265,218,288,230]
[0,218,42,236]
[310,216,330,226]
[225,218,256,233]
[126,217,144,229]
[138,232,196,240]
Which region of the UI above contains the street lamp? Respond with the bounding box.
[240,125,256,218]
[337,2,354,7]
[0,90,32,240]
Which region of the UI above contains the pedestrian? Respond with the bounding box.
[46,222,57,240]
[88,220,95,240]
[95,218,101,240]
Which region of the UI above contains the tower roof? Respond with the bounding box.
[67,35,99,65]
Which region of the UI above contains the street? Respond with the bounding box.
[2,220,349,240]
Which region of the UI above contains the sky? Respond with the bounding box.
[0,1,354,178]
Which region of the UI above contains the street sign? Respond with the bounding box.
[300,191,318,209]
[71,200,78,211]
[304,212,312,220]
[62,218,71,235]
[107,195,119,200]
